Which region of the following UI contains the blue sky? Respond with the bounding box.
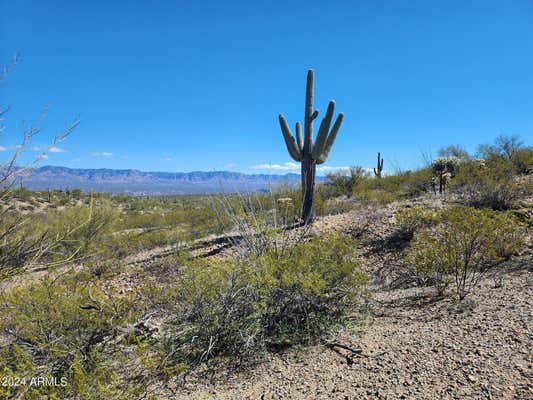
[1,0,532,175]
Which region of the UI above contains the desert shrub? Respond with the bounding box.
[162,236,368,369]
[11,188,33,202]
[510,148,533,174]
[478,134,524,160]
[44,199,119,262]
[399,168,434,197]
[320,198,356,215]
[112,227,188,256]
[0,210,49,277]
[349,168,433,202]
[395,206,437,239]
[406,207,524,299]
[354,188,396,204]
[323,167,368,198]
[0,273,146,399]
[0,198,118,277]
[453,157,525,210]
[437,144,470,160]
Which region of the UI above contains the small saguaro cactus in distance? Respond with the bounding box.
[373,152,384,178]
[279,70,344,225]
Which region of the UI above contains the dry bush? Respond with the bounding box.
[453,157,526,210]
[161,236,368,370]
[406,206,524,299]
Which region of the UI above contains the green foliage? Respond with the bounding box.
[406,207,524,299]
[0,197,119,278]
[510,148,533,174]
[452,156,526,210]
[45,199,119,261]
[0,272,145,399]
[395,206,437,239]
[333,167,434,203]
[324,167,368,198]
[162,236,368,369]
[437,144,470,160]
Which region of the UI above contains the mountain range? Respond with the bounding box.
[10,166,318,195]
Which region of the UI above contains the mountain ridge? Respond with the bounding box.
[12,165,316,195]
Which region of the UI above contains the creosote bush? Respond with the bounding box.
[406,206,524,299]
[0,272,147,399]
[162,236,368,369]
[395,206,437,240]
[452,156,527,210]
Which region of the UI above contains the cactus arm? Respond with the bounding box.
[295,122,303,152]
[373,167,378,176]
[279,114,302,161]
[315,112,344,164]
[312,101,335,160]
[311,109,319,120]
[303,70,314,153]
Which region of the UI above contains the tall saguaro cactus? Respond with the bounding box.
[373,152,384,178]
[279,70,344,224]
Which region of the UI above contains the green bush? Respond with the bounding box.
[45,200,119,262]
[510,148,533,174]
[323,167,368,198]
[162,236,368,369]
[453,157,525,210]
[406,207,524,299]
[395,206,437,239]
[0,198,119,278]
[0,273,145,399]
[347,168,434,203]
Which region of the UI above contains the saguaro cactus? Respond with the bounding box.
[373,152,384,178]
[279,70,344,224]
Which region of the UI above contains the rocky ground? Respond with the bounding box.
[155,195,533,400]
[3,193,531,399]
[167,259,531,400]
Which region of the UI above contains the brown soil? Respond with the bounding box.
[167,262,532,400]
[155,195,532,399]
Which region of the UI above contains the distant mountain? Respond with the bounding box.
[10,166,318,195]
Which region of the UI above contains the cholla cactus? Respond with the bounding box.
[432,156,459,194]
[279,70,344,224]
[473,158,486,168]
[373,152,384,178]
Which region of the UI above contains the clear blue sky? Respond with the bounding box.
[1,0,532,174]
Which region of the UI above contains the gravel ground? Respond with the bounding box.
[169,263,532,400]
[161,195,532,399]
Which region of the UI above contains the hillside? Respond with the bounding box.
[0,149,531,400]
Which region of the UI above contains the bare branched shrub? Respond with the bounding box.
[209,187,310,259]
[0,56,80,277]
[406,207,524,299]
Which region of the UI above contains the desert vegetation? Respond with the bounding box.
[0,130,531,398]
[1,56,532,399]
